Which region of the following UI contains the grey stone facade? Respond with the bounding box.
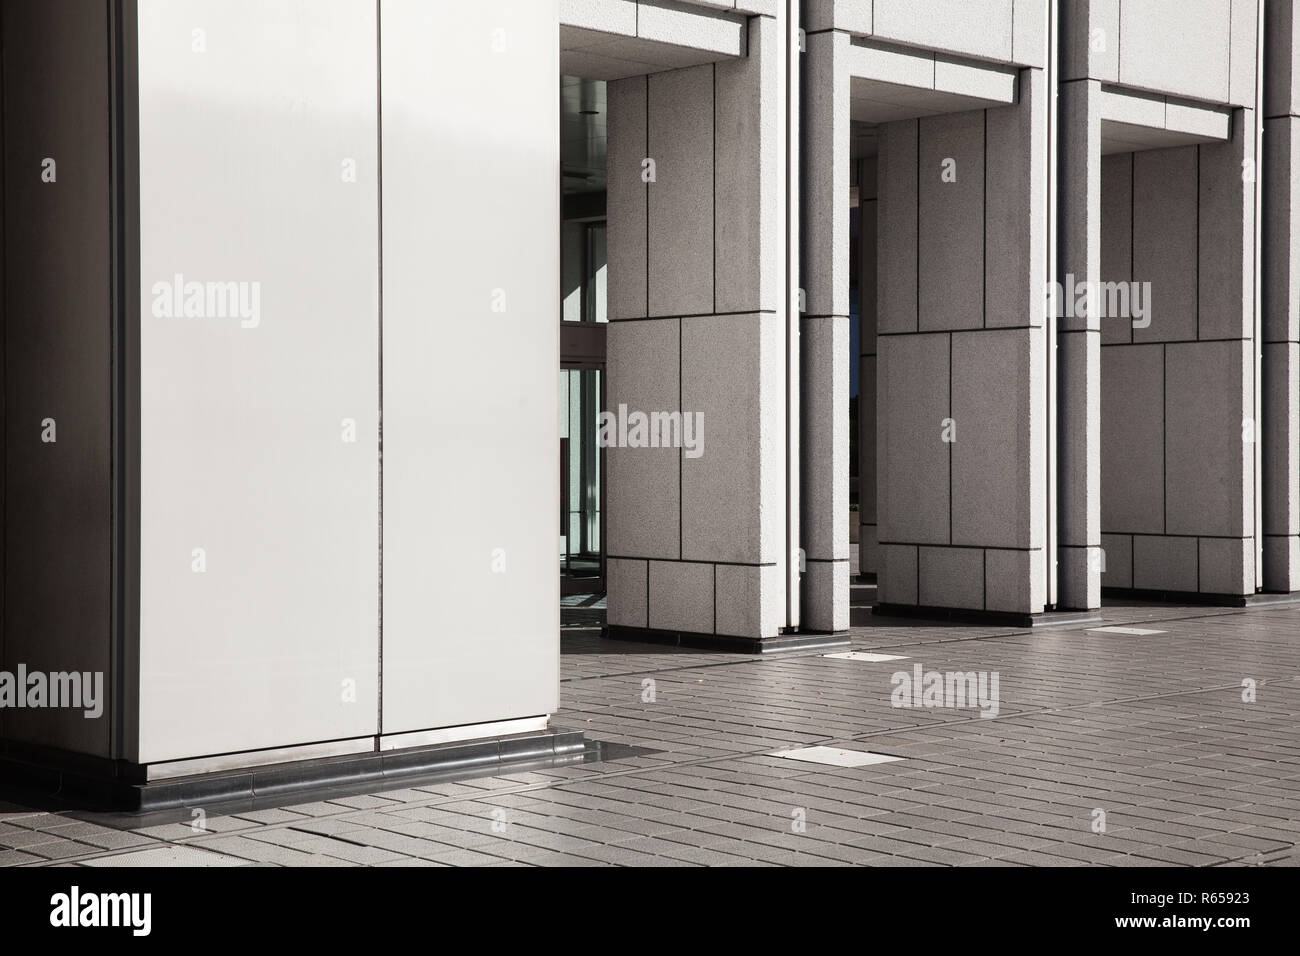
[593,0,1297,638]
[600,0,1298,635]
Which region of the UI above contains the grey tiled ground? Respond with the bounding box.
[3,582,1299,867]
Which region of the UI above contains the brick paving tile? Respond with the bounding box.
[24,840,92,861]
[232,808,312,826]
[195,835,333,866]
[286,836,407,866]
[0,827,65,850]
[0,849,42,867]
[376,857,448,866]
[422,847,524,867]
[72,831,157,851]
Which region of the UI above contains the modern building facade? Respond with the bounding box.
[1,0,1296,805]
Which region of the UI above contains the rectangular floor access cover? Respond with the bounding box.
[1088,626,1166,635]
[769,747,903,768]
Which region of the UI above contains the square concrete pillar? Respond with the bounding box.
[859,156,879,576]
[605,15,809,651]
[1098,118,1259,598]
[1057,77,1103,609]
[1263,1,1300,592]
[1073,1,1263,600]
[799,27,850,632]
[875,69,1050,620]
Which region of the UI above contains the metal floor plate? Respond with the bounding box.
[769,746,903,768]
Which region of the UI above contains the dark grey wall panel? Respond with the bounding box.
[2,0,113,756]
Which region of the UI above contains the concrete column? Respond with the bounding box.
[876,69,1050,619]
[859,155,878,577]
[1099,122,1258,597]
[1087,1,1261,599]
[605,15,800,649]
[1263,0,1300,592]
[799,27,849,632]
[1057,74,1103,610]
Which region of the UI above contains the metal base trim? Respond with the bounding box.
[603,624,850,654]
[0,728,585,812]
[1101,587,1300,609]
[872,603,1105,629]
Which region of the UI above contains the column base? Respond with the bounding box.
[1101,587,1300,608]
[873,603,1104,628]
[603,624,849,654]
[0,727,586,812]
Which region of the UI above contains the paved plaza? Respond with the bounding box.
[3,581,1299,868]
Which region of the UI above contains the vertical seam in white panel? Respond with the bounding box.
[1255,0,1265,591]
[0,0,7,739]
[375,0,384,739]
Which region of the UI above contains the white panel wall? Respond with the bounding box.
[136,0,380,763]
[380,0,560,732]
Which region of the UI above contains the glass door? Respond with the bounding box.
[560,366,603,594]
[560,213,606,596]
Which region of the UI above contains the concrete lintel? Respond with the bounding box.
[846,38,1017,124]
[560,0,747,80]
[1098,85,1232,154]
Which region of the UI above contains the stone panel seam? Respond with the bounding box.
[1100,335,1251,346]
[983,107,988,330]
[1126,533,1253,540]
[644,73,649,318]
[1128,151,1134,344]
[879,324,1046,335]
[1195,144,1201,341]
[1117,0,1123,89]
[948,331,953,546]
[879,543,1045,551]
[609,309,777,321]
[609,556,778,567]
